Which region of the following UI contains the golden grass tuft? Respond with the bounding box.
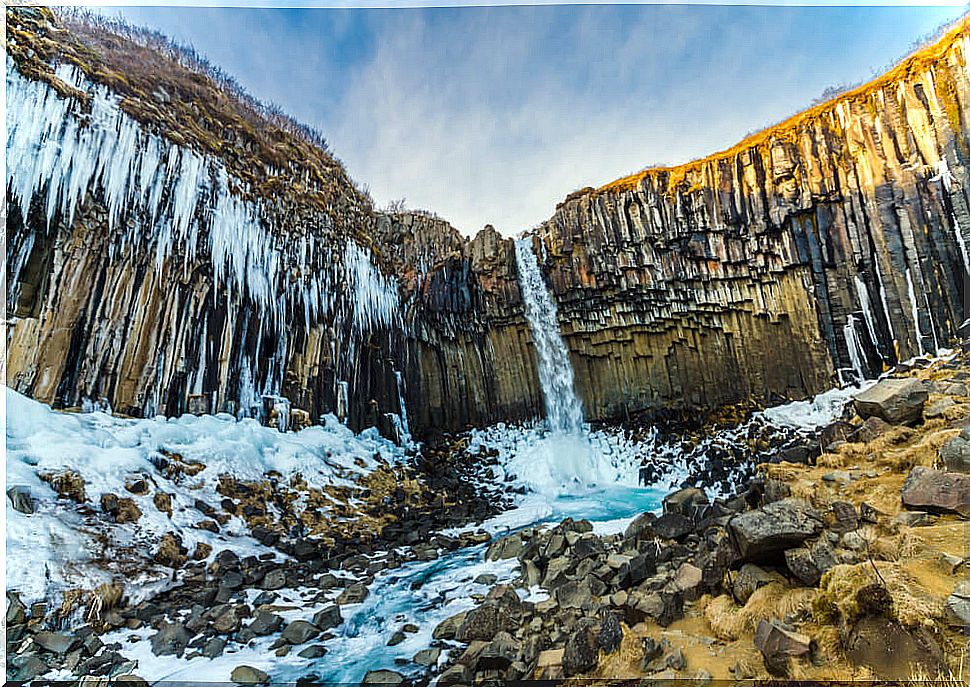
[815,562,946,630]
[704,582,817,641]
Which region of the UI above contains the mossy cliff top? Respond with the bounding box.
[5,6,373,234]
[563,13,970,203]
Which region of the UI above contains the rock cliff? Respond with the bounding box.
[6,7,970,435]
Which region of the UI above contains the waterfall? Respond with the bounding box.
[514,238,584,435]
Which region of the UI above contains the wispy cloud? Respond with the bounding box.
[101,4,964,234]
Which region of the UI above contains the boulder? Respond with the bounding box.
[412,647,441,667]
[597,611,623,654]
[311,605,342,631]
[150,622,191,657]
[432,610,467,640]
[297,645,328,659]
[753,619,811,676]
[478,631,520,671]
[853,378,928,425]
[261,569,286,590]
[733,563,784,604]
[202,637,226,659]
[562,621,599,677]
[940,432,970,473]
[623,512,657,542]
[852,416,892,443]
[667,563,703,601]
[456,602,516,641]
[485,532,525,561]
[947,581,970,627]
[336,583,369,605]
[361,670,404,685]
[730,498,823,560]
[33,631,76,654]
[663,487,709,518]
[437,663,470,685]
[281,620,319,645]
[7,486,34,514]
[653,513,693,540]
[901,467,970,517]
[247,610,283,636]
[231,666,270,685]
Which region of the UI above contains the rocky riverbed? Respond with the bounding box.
[7,349,970,685]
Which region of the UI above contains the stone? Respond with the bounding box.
[281,620,320,645]
[654,513,693,540]
[663,487,710,518]
[7,486,34,514]
[947,581,970,627]
[437,663,470,686]
[478,631,520,671]
[940,436,970,473]
[667,563,703,601]
[852,416,892,443]
[474,573,498,585]
[555,578,595,609]
[597,611,623,654]
[485,532,525,560]
[247,610,283,636]
[202,637,226,659]
[33,630,76,654]
[753,619,811,676]
[337,583,369,605]
[361,670,404,686]
[386,631,405,646]
[562,622,599,677]
[262,569,286,590]
[853,378,928,425]
[730,498,823,560]
[456,602,516,641]
[311,605,342,631]
[412,647,441,666]
[901,467,970,517]
[665,647,686,670]
[432,610,468,640]
[925,398,955,419]
[733,563,784,604]
[829,501,859,532]
[846,616,945,679]
[298,645,328,659]
[150,622,191,657]
[231,665,270,685]
[213,606,243,634]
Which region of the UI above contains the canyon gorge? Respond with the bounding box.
[7,6,970,686]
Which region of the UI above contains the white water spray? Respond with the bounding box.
[514,238,584,435]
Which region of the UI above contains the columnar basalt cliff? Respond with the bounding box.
[6,6,970,436]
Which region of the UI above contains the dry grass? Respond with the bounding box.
[815,562,946,630]
[703,582,817,641]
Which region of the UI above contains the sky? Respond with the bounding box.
[90,2,967,236]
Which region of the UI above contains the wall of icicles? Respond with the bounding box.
[5,60,411,439]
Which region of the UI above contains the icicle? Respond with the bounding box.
[853,275,879,350]
[344,242,400,333]
[873,257,896,342]
[905,267,926,356]
[843,315,867,382]
[930,157,970,276]
[394,370,413,447]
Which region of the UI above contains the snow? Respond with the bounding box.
[5,388,406,607]
[760,382,874,431]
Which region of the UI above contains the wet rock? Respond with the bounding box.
[623,512,657,543]
[7,591,26,625]
[281,620,319,645]
[733,563,784,604]
[486,532,525,560]
[7,486,34,514]
[361,669,404,686]
[298,644,328,659]
[663,487,709,518]
[231,665,269,685]
[474,573,498,585]
[753,619,811,676]
[386,631,406,646]
[311,605,342,631]
[337,583,370,605]
[853,378,928,425]
[437,663,469,685]
[730,498,823,560]
[247,610,283,636]
[901,467,970,517]
[9,654,49,681]
[562,621,599,677]
[412,647,440,666]
[40,470,87,502]
[33,630,77,654]
[213,606,243,634]
[432,610,468,640]
[150,622,191,657]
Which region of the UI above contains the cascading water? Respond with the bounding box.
[513,238,584,435]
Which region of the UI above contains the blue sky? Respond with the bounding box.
[96,3,966,235]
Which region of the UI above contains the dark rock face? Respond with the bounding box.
[730,498,824,560]
[901,466,970,517]
[853,378,929,425]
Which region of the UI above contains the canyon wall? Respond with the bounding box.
[6,7,970,436]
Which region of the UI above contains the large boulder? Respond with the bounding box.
[729,498,823,560]
[663,487,709,518]
[753,619,811,676]
[853,378,928,425]
[901,467,970,517]
[150,622,191,657]
[562,621,599,677]
[947,581,970,627]
[940,429,970,473]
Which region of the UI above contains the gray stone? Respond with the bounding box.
[902,467,970,517]
[202,637,226,659]
[947,581,970,627]
[412,647,441,666]
[33,630,76,654]
[311,604,342,631]
[479,631,520,671]
[663,487,709,517]
[597,611,623,654]
[231,665,269,685]
[940,436,970,473]
[853,378,928,425]
[298,644,328,659]
[665,647,687,670]
[754,619,811,676]
[281,620,319,645]
[562,622,599,677]
[7,486,34,514]
[485,532,525,560]
[247,610,283,636]
[336,583,369,605]
[733,563,784,603]
[730,498,823,560]
[361,670,405,685]
[150,622,191,657]
[262,569,286,590]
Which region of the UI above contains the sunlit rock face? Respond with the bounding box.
[6,6,970,435]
